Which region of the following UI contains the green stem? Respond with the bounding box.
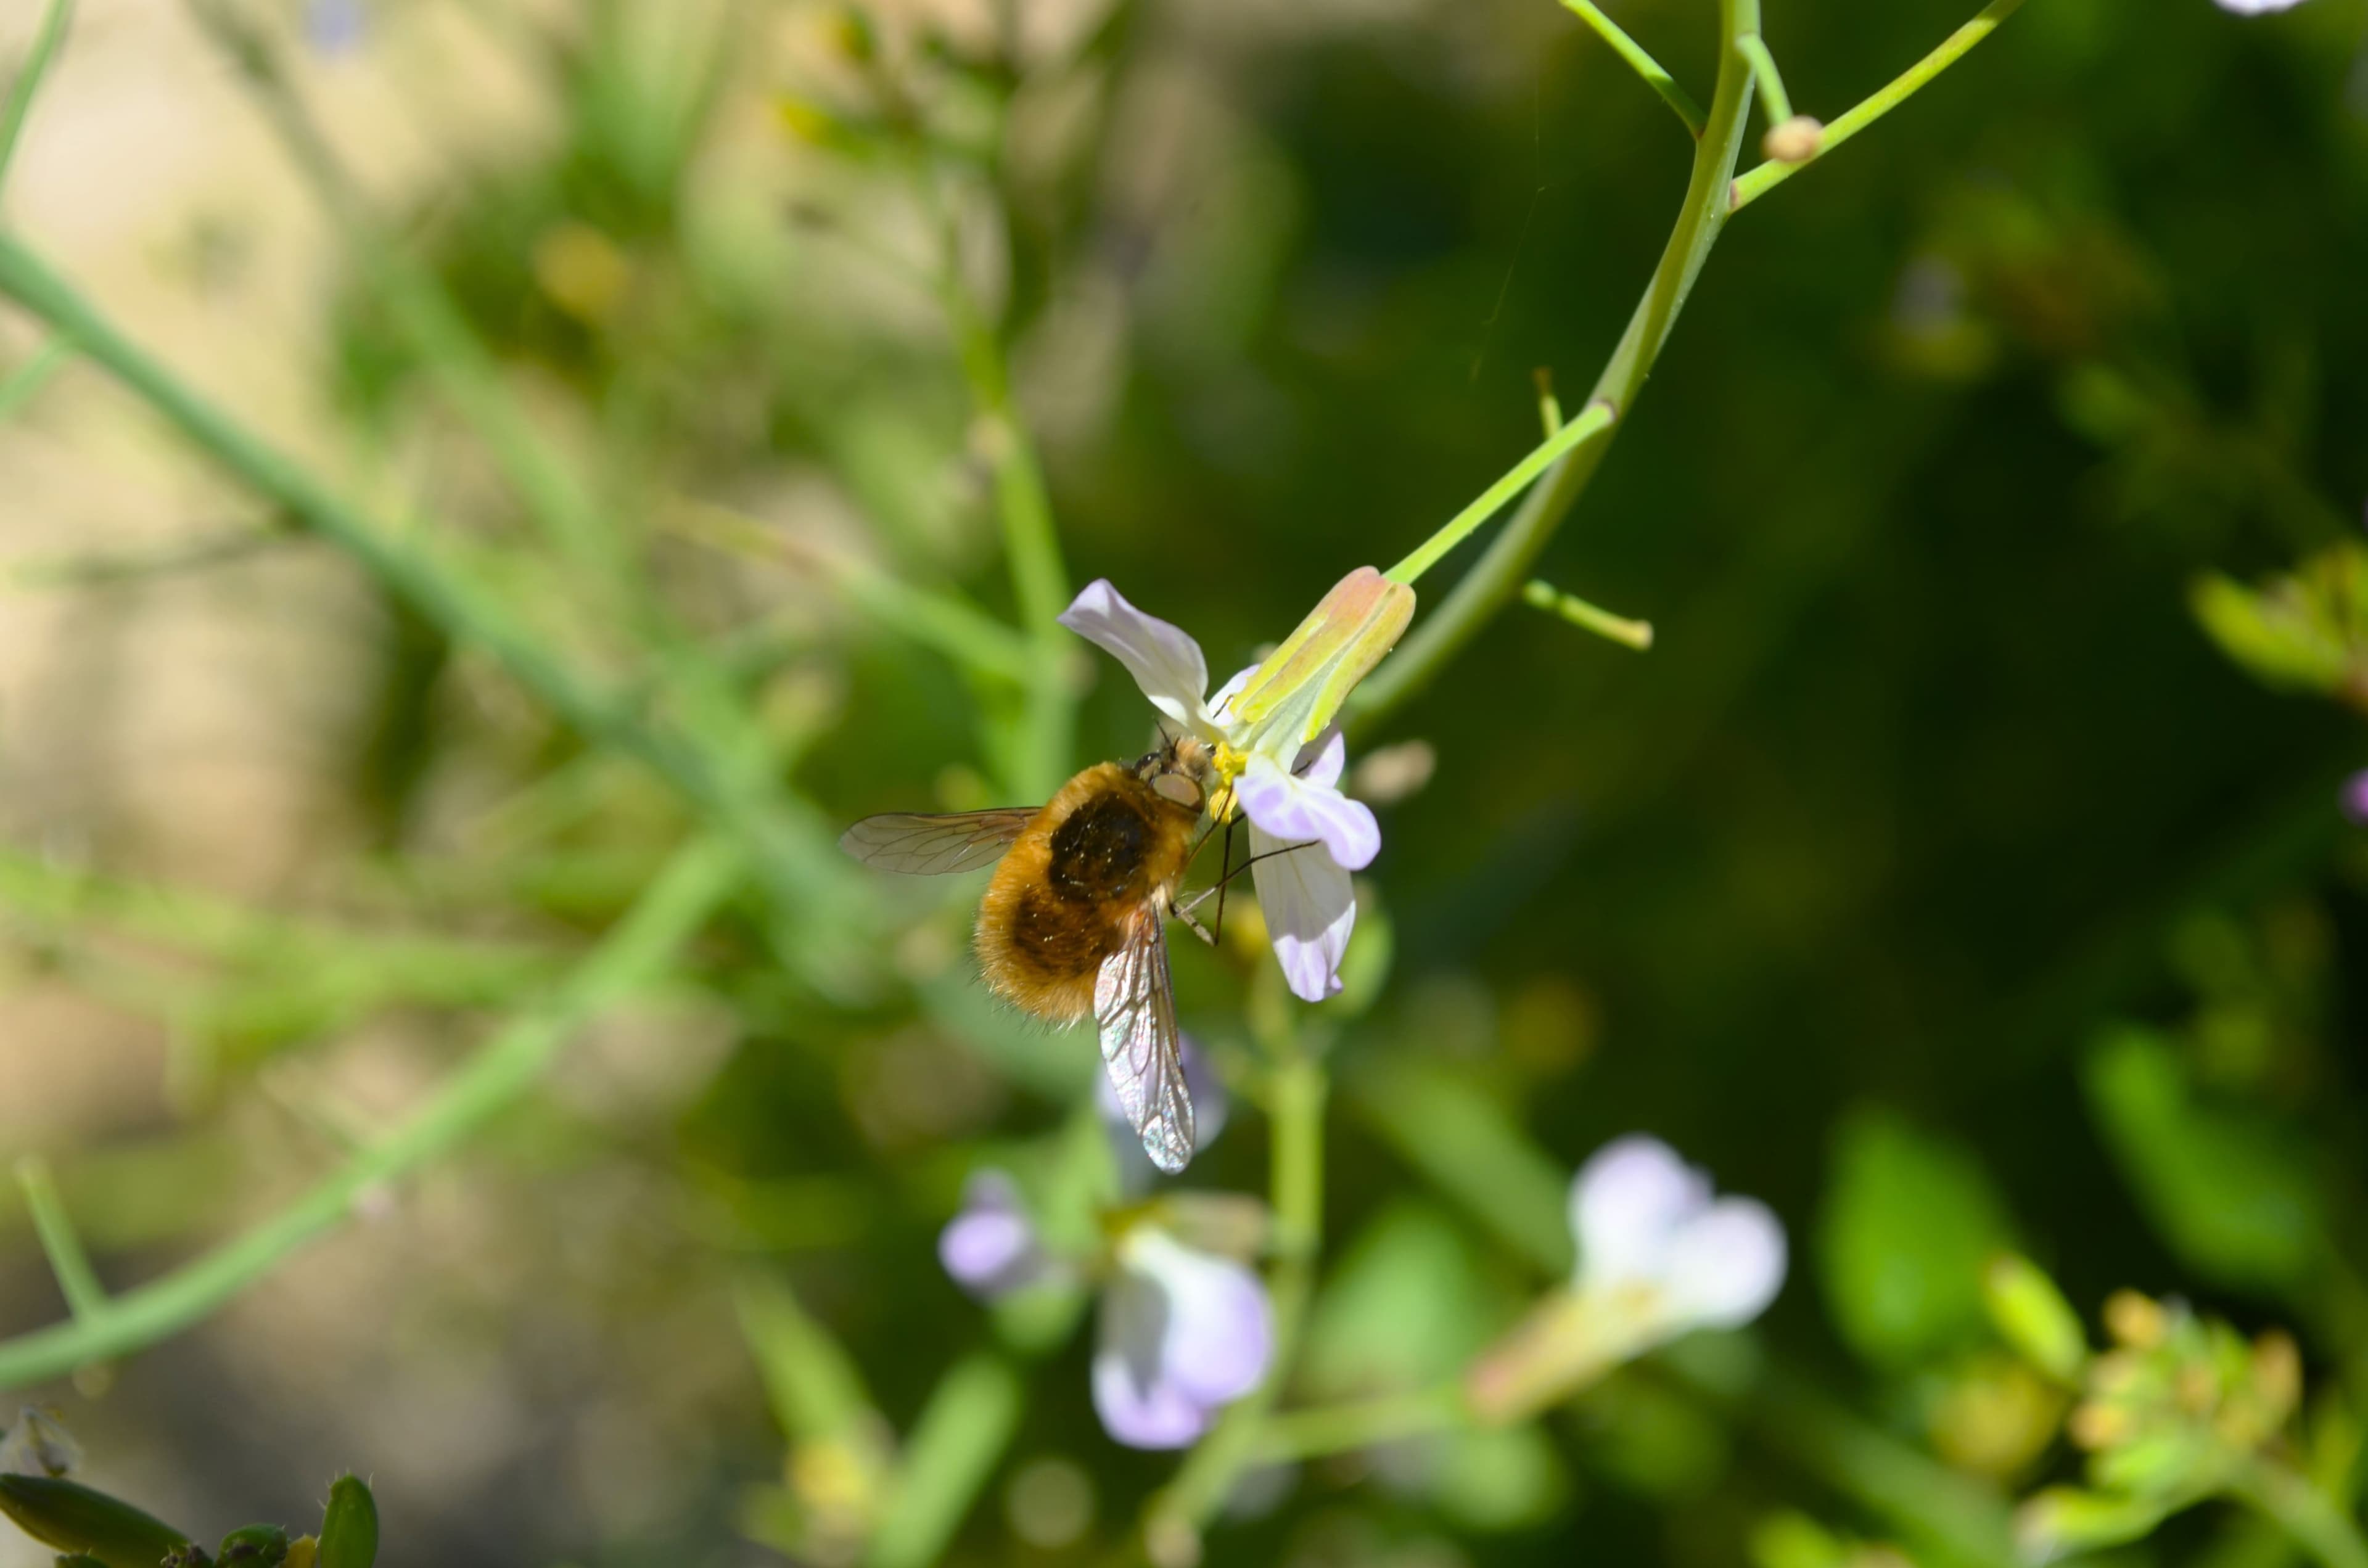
[0,0,72,200]
[1729,0,2028,210]
[1737,35,1794,124]
[1523,578,1654,651]
[1252,1383,1464,1464]
[864,1353,1026,1568]
[2230,1459,2368,1568]
[12,1157,107,1323]
[1151,1049,1328,1539]
[0,332,72,422]
[942,237,1074,801]
[1556,0,1707,138]
[0,837,738,1390]
[1383,400,1617,586]
[1354,0,1760,726]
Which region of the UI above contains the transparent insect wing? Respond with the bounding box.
[839,809,1037,875]
[1094,909,1196,1175]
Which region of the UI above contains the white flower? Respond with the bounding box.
[1466,1135,1786,1424]
[1056,574,1410,1002]
[1093,1226,1273,1449]
[1571,1135,1786,1345]
[2214,0,2309,12]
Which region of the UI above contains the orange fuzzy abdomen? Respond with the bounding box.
[975,763,1197,1022]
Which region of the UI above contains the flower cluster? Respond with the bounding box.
[1058,569,1412,1001]
[942,1045,1273,1450]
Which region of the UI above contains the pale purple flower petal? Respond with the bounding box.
[2342,769,2368,824]
[1058,580,1211,729]
[2214,0,2309,12]
[1658,1197,1788,1330]
[1569,1136,1786,1342]
[1091,1229,1274,1449]
[1236,751,1378,871]
[939,1171,1046,1299]
[1249,821,1356,1001]
[1571,1135,1711,1291]
[1128,1229,1273,1407]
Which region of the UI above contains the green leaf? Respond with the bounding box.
[315,1477,376,1568]
[1819,1108,2015,1366]
[2082,1027,2322,1293]
[2191,573,2351,694]
[1297,1200,1505,1400]
[863,1354,1022,1568]
[0,1476,189,1568]
[1431,1423,1569,1531]
[1350,1056,1572,1277]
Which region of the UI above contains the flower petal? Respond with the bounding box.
[938,1171,1045,1299]
[1249,823,1356,1001]
[1656,1197,1788,1331]
[1236,752,1379,871]
[2214,0,2309,11]
[1093,1266,1213,1449]
[1058,580,1211,729]
[1571,1136,1711,1291]
[1125,1230,1273,1407]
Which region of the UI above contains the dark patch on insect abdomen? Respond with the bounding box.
[1004,884,1125,983]
[1046,791,1155,903]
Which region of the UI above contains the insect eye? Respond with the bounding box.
[1152,773,1202,810]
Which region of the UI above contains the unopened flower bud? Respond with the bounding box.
[0,1476,191,1568]
[315,1477,377,1568]
[1762,115,1824,163]
[1983,1254,2088,1384]
[1228,568,1415,748]
[2103,1290,2166,1349]
[217,1524,290,1565]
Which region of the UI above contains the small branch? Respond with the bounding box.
[0,837,738,1390]
[0,334,72,422]
[1253,1384,1465,1464]
[0,0,73,202]
[1354,0,1761,726]
[1383,399,1618,587]
[1522,577,1654,650]
[1737,35,1794,123]
[1556,0,1707,138]
[1730,0,2029,211]
[12,1155,109,1324]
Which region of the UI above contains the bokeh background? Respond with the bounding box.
[2,0,2367,1563]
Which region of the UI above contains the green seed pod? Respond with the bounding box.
[315,1477,377,1568]
[0,1475,191,1568]
[217,1524,290,1565]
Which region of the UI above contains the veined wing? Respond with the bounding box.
[1094,906,1194,1175]
[839,809,1037,875]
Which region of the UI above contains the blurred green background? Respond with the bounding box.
[2,0,2366,1563]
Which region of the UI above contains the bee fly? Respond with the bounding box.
[841,734,1236,1174]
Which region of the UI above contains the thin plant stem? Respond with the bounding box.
[1253,1383,1465,1464]
[1730,0,2029,210]
[0,333,72,422]
[1523,577,1655,650]
[1556,0,1707,138]
[1355,0,1762,726]
[1737,35,1794,123]
[864,1353,1026,1568]
[12,1157,108,1324]
[940,238,1075,800]
[2229,1459,2368,1568]
[0,837,739,1391]
[1149,1039,1328,1541]
[1383,399,1618,586]
[0,0,72,202]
